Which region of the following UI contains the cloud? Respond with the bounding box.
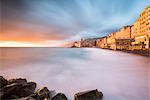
[1,0,150,43]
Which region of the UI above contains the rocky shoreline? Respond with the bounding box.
[0,76,103,100]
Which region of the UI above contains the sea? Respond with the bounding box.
[0,48,149,100]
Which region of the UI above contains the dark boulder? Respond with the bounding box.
[20,82,37,97]
[33,87,53,100]
[51,93,68,100]
[0,90,4,99]
[24,96,37,100]
[74,89,103,100]
[0,76,8,88]
[2,83,23,99]
[26,87,55,100]
[26,93,40,100]
[1,82,36,99]
[8,78,27,85]
[9,97,36,100]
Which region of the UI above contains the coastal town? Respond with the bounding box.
[1,0,150,100]
[72,6,150,56]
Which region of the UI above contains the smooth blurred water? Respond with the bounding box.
[0,48,149,100]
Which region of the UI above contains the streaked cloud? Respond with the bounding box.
[1,0,150,45]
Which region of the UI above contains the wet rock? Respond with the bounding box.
[24,96,37,100]
[8,78,27,85]
[0,91,4,99]
[51,93,68,100]
[20,82,37,97]
[10,97,36,100]
[0,76,8,88]
[26,93,40,100]
[2,83,23,99]
[2,82,36,99]
[35,87,52,100]
[1,76,104,100]
[74,89,103,100]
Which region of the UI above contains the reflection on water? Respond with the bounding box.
[0,48,149,100]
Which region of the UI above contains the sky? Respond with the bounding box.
[0,0,150,47]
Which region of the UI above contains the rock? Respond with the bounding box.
[0,91,4,99]
[26,93,40,100]
[1,76,103,100]
[9,97,36,100]
[2,83,23,99]
[28,87,55,100]
[74,89,103,100]
[1,82,36,99]
[20,82,37,97]
[35,87,52,100]
[24,96,37,100]
[51,93,68,100]
[0,76,8,99]
[0,76,8,88]
[8,78,27,85]
[26,82,36,92]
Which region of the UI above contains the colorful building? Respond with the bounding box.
[102,6,150,50]
[115,39,134,50]
[106,32,116,49]
[96,37,108,48]
[80,38,99,47]
[131,5,150,50]
[115,26,132,39]
[72,5,150,51]
[114,26,133,50]
[73,41,81,47]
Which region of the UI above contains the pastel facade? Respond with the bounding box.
[96,37,107,48]
[106,32,116,49]
[131,6,150,49]
[73,6,150,50]
[97,5,150,50]
[74,41,81,47]
[115,26,132,39]
[114,26,132,50]
[80,38,98,47]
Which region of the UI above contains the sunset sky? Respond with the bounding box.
[1,0,150,47]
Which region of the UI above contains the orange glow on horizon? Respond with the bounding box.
[0,41,66,47]
[1,20,72,47]
[0,41,46,47]
[1,21,71,42]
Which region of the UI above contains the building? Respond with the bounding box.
[106,32,116,50]
[110,26,133,50]
[80,38,99,47]
[72,5,150,51]
[96,37,108,48]
[104,6,150,50]
[115,39,134,50]
[73,41,81,47]
[115,26,132,39]
[131,5,150,50]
